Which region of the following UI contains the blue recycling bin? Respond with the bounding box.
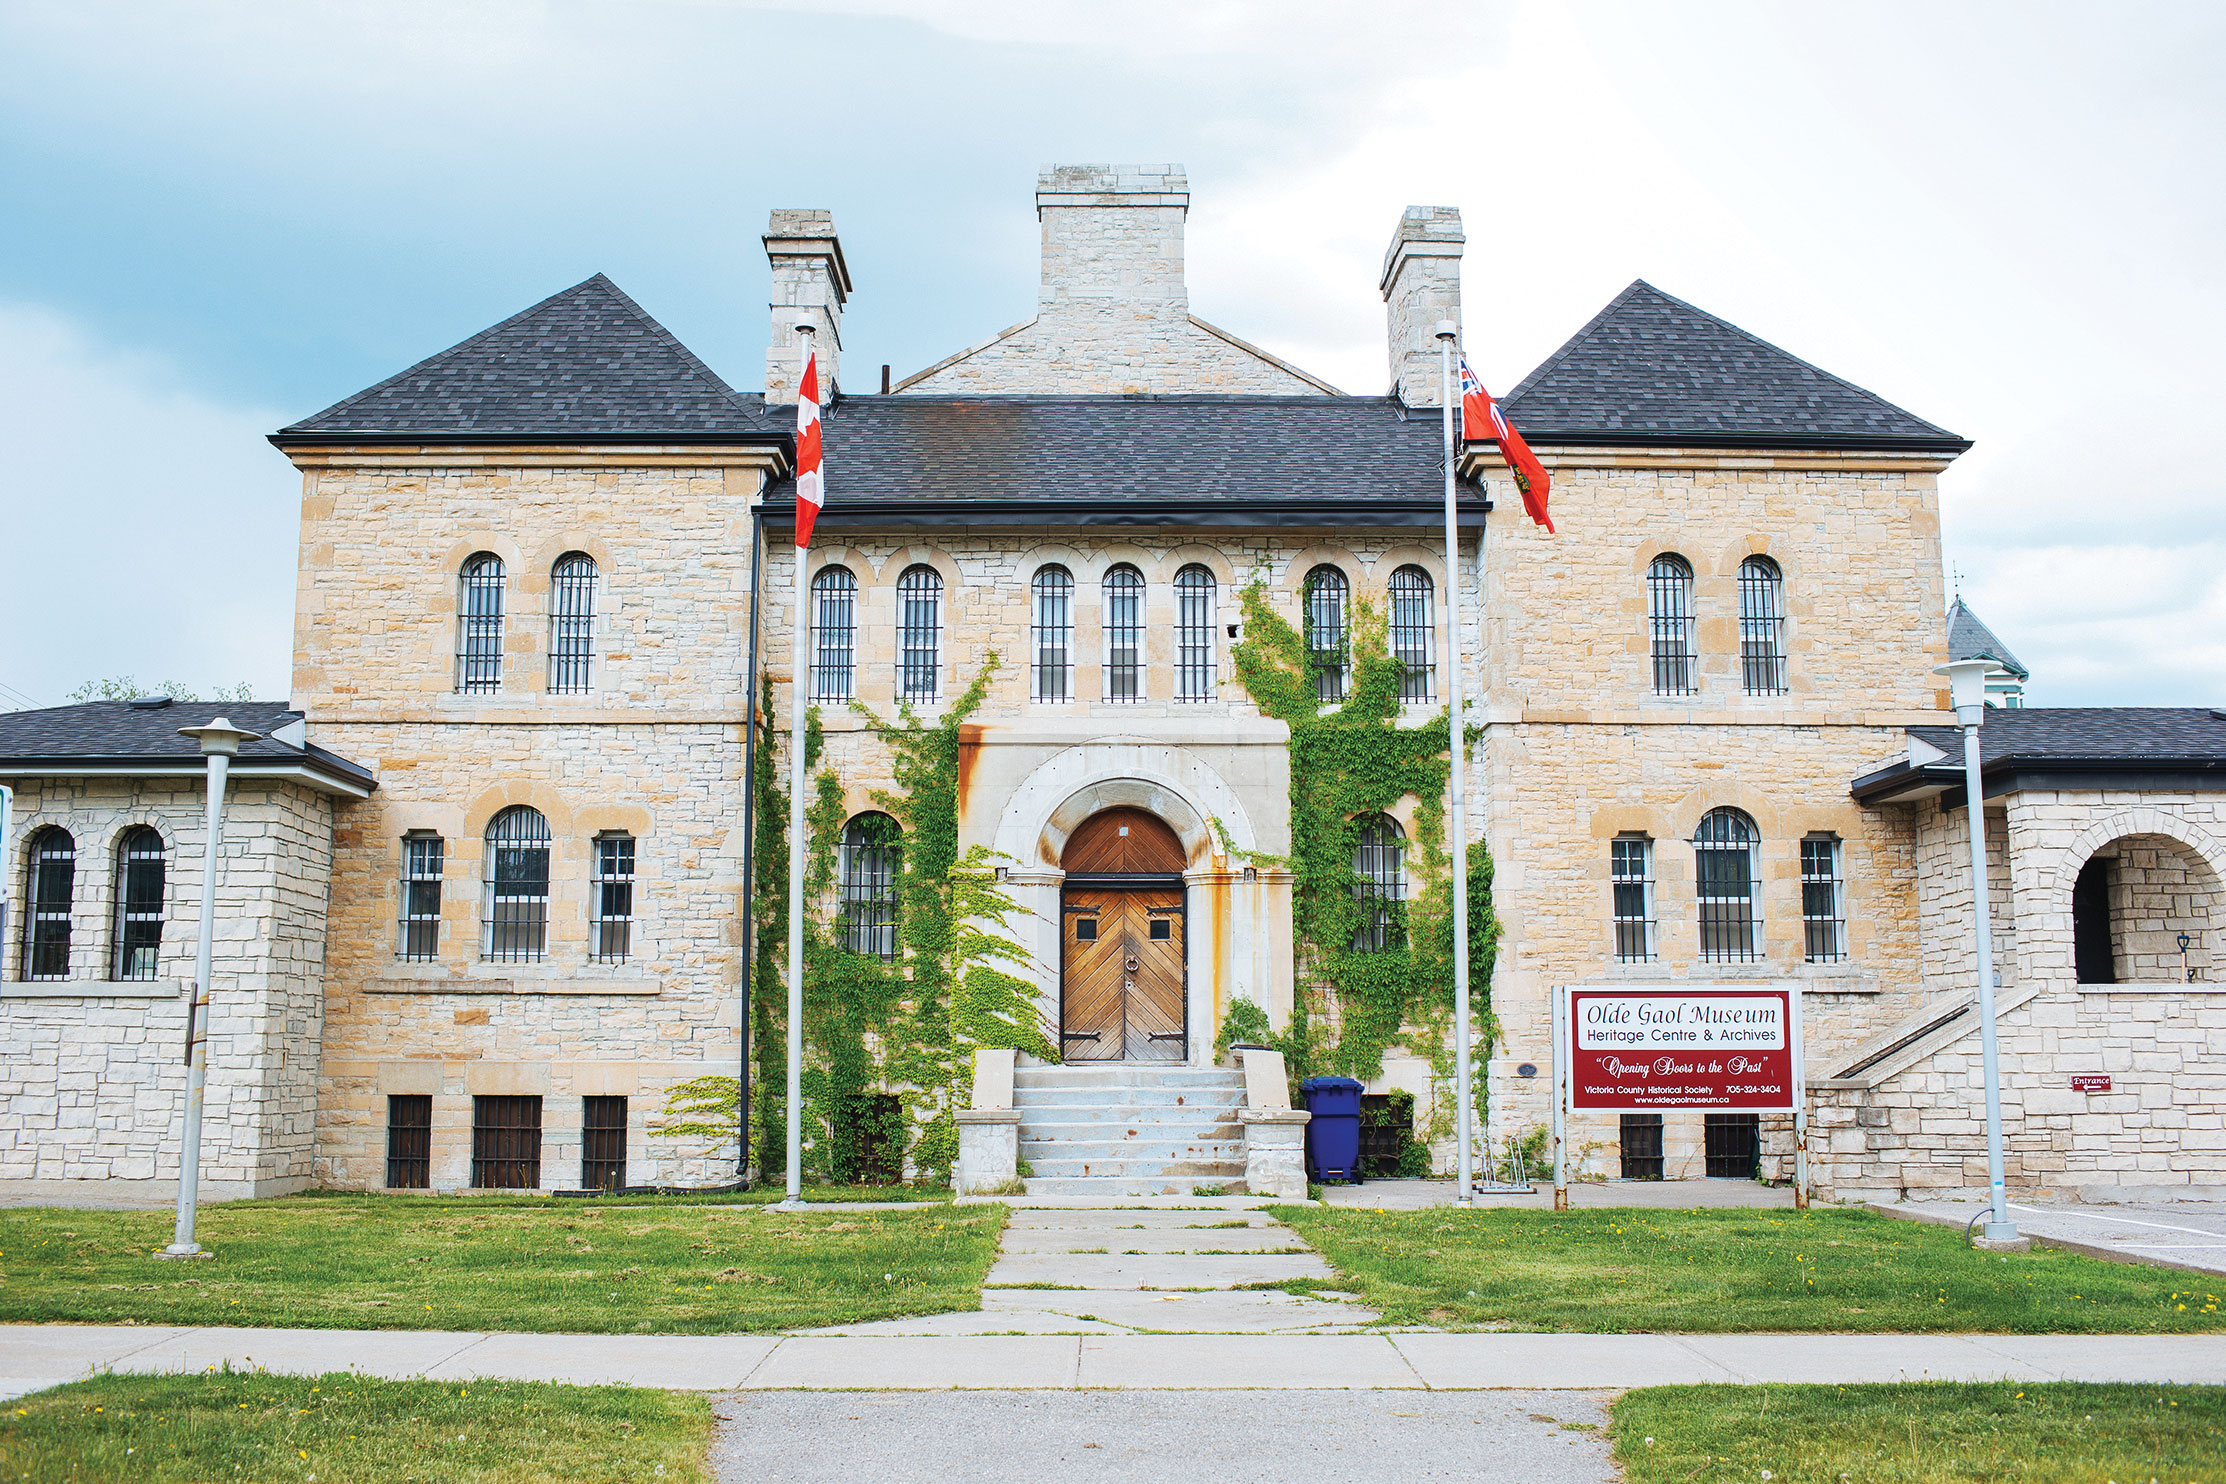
[1300,1075,1365,1184]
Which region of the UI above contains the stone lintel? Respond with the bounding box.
[955,1109,1023,1125]
[364,978,660,996]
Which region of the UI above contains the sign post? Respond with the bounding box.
[1550,986,1568,1211]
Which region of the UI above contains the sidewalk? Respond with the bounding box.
[9,1323,2225,1399]
[1885,1199,2226,1279]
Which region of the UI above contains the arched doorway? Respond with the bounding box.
[2073,855,2116,984]
[1060,808,1187,1062]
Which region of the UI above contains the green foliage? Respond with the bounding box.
[1213,996,1276,1062]
[67,677,254,704]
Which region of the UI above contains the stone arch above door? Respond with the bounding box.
[993,742,1259,871]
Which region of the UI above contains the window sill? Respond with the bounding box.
[0,978,188,1000]
[367,975,659,996]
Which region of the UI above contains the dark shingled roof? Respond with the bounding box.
[765,394,1479,528]
[0,701,375,792]
[1906,708,2226,768]
[1502,280,1969,452]
[273,275,780,444]
[1948,598,2029,679]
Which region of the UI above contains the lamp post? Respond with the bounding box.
[159,715,261,1260]
[1933,661,2021,1248]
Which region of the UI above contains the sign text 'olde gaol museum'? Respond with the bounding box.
[3,166,2223,1206]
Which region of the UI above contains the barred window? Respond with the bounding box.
[1739,556,1787,695]
[1174,564,1217,701]
[897,565,942,702]
[1389,565,1435,703]
[1103,563,1145,702]
[810,565,857,702]
[385,1094,431,1189]
[1611,834,1656,963]
[840,812,902,961]
[549,552,598,694]
[1647,554,1697,696]
[1802,833,1847,964]
[471,1094,541,1189]
[1695,807,1762,962]
[1350,813,1406,951]
[582,1095,627,1191]
[456,552,506,694]
[482,806,550,963]
[1031,565,1074,703]
[19,827,74,981]
[1305,565,1350,703]
[398,834,443,961]
[110,827,166,982]
[592,833,636,965]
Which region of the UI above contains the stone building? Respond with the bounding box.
[3,163,2219,1203]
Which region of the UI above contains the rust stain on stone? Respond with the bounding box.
[956,722,986,810]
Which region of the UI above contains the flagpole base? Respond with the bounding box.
[768,1198,808,1213]
[154,1244,212,1260]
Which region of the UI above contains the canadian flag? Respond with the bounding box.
[1459,355,1553,534]
[794,352,824,549]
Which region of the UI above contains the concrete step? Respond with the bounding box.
[1023,1175,1250,1198]
[1020,1140,1245,1164]
[1024,1157,1246,1181]
[1014,1088,1244,1111]
[1018,1118,1245,1141]
[1016,1067,1245,1089]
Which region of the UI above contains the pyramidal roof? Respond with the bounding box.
[274,274,779,444]
[1501,280,1968,452]
[1948,597,2029,679]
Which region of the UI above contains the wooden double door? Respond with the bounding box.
[1061,887,1186,1062]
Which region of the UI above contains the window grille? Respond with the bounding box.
[1389,565,1435,703]
[398,834,443,962]
[1647,554,1697,696]
[386,1094,431,1189]
[581,1095,627,1191]
[592,833,636,965]
[1350,814,1406,951]
[482,806,550,963]
[1738,556,1787,695]
[471,1094,542,1189]
[456,552,506,694]
[1611,834,1656,963]
[810,565,857,701]
[548,552,598,694]
[20,827,74,981]
[1305,565,1350,703]
[108,827,166,982]
[1705,1112,1759,1177]
[1801,833,1847,963]
[839,813,902,961]
[1103,564,1145,702]
[1174,565,1216,701]
[1620,1113,1664,1180]
[1694,807,1762,962]
[1030,566,1074,703]
[896,565,942,702]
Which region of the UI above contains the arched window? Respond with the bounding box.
[1738,557,1787,695]
[1305,565,1350,703]
[1174,564,1217,702]
[549,552,598,694]
[1351,814,1406,951]
[592,832,636,964]
[840,813,902,961]
[1389,565,1435,703]
[1103,564,1145,702]
[897,565,942,703]
[1694,808,1761,962]
[457,553,506,694]
[483,806,551,963]
[1030,565,1074,703]
[110,826,166,981]
[1647,554,1697,696]
[19,826,74,981]
[810,565,858,702]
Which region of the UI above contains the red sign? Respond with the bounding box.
[2071,1075,2112,1092]
[1568,988,1796,1111]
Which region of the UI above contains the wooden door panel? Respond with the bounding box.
[1125,892,1185,1061]
[1063,887,1186,1063]
[1062,890,1124,1060]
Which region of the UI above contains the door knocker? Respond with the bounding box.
[1126,955,1139,972]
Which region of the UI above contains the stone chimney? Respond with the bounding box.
[1379,206,1464,405]
[1035,164,1190,320]
[764,209,852,402]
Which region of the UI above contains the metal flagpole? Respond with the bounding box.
[782,325,815,1209]
[1435,321,1473,1207]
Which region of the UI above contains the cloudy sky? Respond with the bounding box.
[2,0,2219,709]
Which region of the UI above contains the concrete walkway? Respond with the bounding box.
[1319,1178,1798,1210]
[1887,1198,2226,1278]
[9,1323,2226,1399]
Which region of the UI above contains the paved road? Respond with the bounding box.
[1320,1178,1796,1210]
[1893,1199,2226,1278]
[708,1390,1620,1484]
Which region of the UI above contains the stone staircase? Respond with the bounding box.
[1016,1065,1248,1198]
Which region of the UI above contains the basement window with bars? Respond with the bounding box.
[1031,565,1074,703]
[1619,1113,1664,1180]
[1647,554,1697,696]
[896,565,942,702]
[398,833,444,962]
[1610,834,1656,963]
[482,807,550,963]
[1705,1112,1759,1178]
[1695,807,1762,962]
[1103,564,1145,701]
[1350,813,1406,951]
[581,1096,627,1191]
[109,826,166,982]
[548,552,598,694]
[1174,564,1217,701]
[1389,564,1435,703]
[1739,556,1787,696]
[810,564,857,701]
[386,1094,432,1189]
[1802,832,1848,964]
[20,827,74,981]
[592,833,636,964]
[472,1095,542,1189]
[456,552,506,693]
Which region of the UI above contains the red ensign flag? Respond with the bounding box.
[794,352,824,548]
[1459,356,1553,534]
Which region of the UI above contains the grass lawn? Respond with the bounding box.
[0,1194,1003,1334]
[0,1370,710,1484]
[1612,1382,2226,1483]
[1271,1205,2226,1332]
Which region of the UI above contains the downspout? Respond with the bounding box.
[736,507,765,1184]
